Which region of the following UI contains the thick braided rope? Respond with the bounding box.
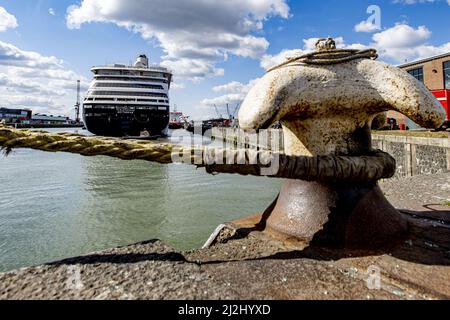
[267,48,378,73]
[0,126,396,182]
[0,126,185,164]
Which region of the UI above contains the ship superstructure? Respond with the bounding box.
[83,54,172,137]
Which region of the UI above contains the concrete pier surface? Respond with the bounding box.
[1,173,449,300]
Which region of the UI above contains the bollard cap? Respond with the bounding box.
[239,40,446,134]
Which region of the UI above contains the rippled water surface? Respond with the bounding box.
[0,129,281,272]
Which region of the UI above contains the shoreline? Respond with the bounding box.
[6,124,85,129]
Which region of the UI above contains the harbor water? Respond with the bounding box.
[0,128,281,272]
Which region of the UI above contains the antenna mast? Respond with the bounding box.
[75,80,81,123]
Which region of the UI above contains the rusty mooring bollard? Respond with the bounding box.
[238,38,446,248]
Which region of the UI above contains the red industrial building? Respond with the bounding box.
[389,52,450,130]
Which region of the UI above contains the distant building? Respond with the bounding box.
[0,108,32,123]
[31,114,69,125]
[399,52,450,90]
[388,52,450,129]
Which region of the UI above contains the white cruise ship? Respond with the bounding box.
[83,54,172,137]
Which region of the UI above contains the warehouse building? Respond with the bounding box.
[31,114,70,125]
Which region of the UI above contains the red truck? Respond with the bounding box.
[432,89,450,130]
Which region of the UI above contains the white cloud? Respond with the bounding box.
[0,41,64,69]
[66,0,290,80]
[372,24,431,49]
[261,23,450,70]
[161,58,224,80]
[393,0,450,5]
[201,93,245,107]
[49,8,56,16]
[260,48,306,70]
[0,7,18,32]
[171,82,185,90]
[0,41,88,117]
[260,37,364,70]
[213,81,249,93]
[393,0,437,4]
[201,78,259,107]
[354,20,381,33]
[372,24,450,62]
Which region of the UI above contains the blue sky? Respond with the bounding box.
[0,0,449,119]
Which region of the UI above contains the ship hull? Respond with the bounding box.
[83,105,169,137]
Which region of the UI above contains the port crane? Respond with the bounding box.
[226,103,231,120]
[233,103,241,118]
[230,103,241,128]
[213,104,223,119]
[229,102,241,119]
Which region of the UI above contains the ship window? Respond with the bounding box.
[444,61,450,89]
[117,98,136,102]
[94,76,168,83]
[93,83,164,90]
[98,70,121,76]
[138,99,158,102]
[143,72,164,77]
[122,70,140,76]
[90,91,168,98]
[407,67,424,83]
[93,106,115,110]
[135,106,157,110]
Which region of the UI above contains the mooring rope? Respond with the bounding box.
[267,48,378,73]
[0,125,395,182]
